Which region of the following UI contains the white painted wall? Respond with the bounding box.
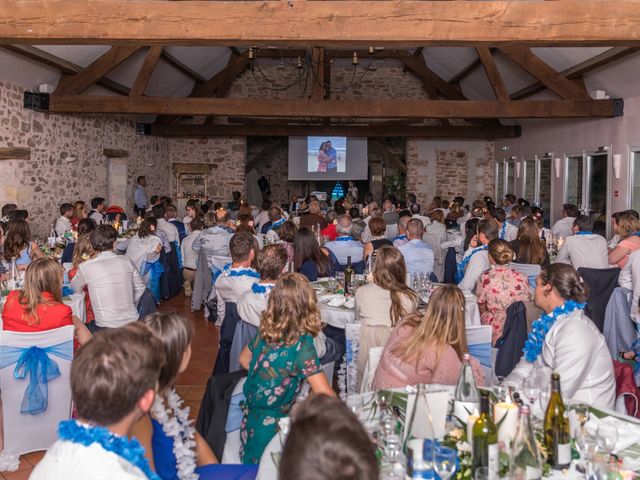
[496,95,640,225]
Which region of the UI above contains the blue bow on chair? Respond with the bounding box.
[143,260,165,303]
[0,341,73,415]
[468,343,492,368]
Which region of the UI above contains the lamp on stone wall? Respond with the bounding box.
[613,154,622,179]
[554,157,561,178]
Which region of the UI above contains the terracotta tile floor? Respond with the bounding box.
[2,293,217,479]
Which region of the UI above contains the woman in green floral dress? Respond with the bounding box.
[239,272,335,464]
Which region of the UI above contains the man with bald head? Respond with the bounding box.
[397,218,434,276]
[324,214,364,266]
[193,207,234,275]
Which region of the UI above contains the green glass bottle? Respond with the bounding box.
[472,390,498,479]
[544,372,571,470]
[344,255,354,294]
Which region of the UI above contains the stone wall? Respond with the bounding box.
[0,81,170,237]
[406,139,495,210]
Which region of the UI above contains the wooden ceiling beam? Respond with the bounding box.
[511,47,640,100]
[499,47,590,100]
[3,1,640,47]
[55,46,140,95]
[150,123,522,139]
[476,47,509,101]
[0,44,130,95]
[159,49,207,83]
[448,52,484,84]
[48,95,623,119]
[130,46,163,97]
[191,54,250,98]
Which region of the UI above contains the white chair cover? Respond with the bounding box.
[384,224,399,241]
[466,325,493,385]
[0,326,74,456]
[508,262,541,290]
[221,377,247,464]
[359,346,383,393]
[424,231,446,282]
[345,323,362,395]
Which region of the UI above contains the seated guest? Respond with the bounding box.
[2,219,43,270]
[253,199,272,234]
[355,246,418,383]
[363,217,392,260]
[425,209,447,239]
[556,215,609,269]
[2,257,91,343]
[508,264,615,408]
[324,214,364,266]
[68,234,96,324]
[508,205,522,228]
[153,204,180,252]
[373,285,484,390]
[551,203,578,238]
[320,210,339,241]
[503,193,516,215]
[70,225,146,330]
[31,323,165,480]
[54,202,74,237]
[351,218,366,243]
[133,313,250,479]
[294,227,332,282]
[492,207,518,242]
[279,395,379,480]
[236,213,264,249]
[446,202,464,227]
[8,209,29,222]
[88,196,106,225]
[349,206,361,220]
[182,216,204,295]
[608,212,640,268]
[193,208,234,275]
[227,190,242,212]
[462,217,481,252]
[239,273,335,464]
[299,200,328,230]
[165,204,186,241]
[410,202,431,229]
[392,215,410,247]
[476,240,532,344]
[397,218,434,276]
[457,219,498,293]
[261,205,285,243]
[509,216,550,266]
[61,217,96,264]
[1,203,16,221]
[382,199,398,226]
[126,216,164,302]
[182,199,202,234]
[277,220,297,263]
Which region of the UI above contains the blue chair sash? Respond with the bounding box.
[0,340,73,415]
[143,260,165,303]
[468,343,492,368]
[172,241,183,269]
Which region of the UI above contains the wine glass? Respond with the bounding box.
[384,433,403,478]
[522,377,541,409]
[492,375,508,402]
[575,427,598,474]
[434,446,457,480]
[596,424,618,459]
[570,402,590,429]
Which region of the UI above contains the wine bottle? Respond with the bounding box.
[543,373,571,470]
[472,390,499,479]
[453,353,480,422]
[344,255,354,294]
[509,405,542,480]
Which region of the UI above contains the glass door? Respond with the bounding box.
[537,155,553,227]
[496,161,505,201]
[586,151,609,237]
[631,149,640,213]
[523,157,536,202]
[506,159,515,196]
[565,154,584,207]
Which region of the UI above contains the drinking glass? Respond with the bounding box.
[492,375,508,402]
[384,433,403,478]
[522,377,541,408]
[575,427,598,474]
[596,424,618,458]
[434,446,457,480]
[570,402,590,428]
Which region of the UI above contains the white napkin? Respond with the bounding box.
[584,416,640,453]
[318,294,346,307]
[343,297,355,309]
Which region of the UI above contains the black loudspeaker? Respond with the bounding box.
[135,123,152,135]
[23,92,50,110]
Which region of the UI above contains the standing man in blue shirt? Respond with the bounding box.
[133,175,147,218]
[325,141,338,172]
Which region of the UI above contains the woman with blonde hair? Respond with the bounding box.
[238,273,334,464]
[68,234,96,324]
[476,239,531,344]
[1,257,91,343]
[354,246,419,385]
[374,285,484,389]
[608,212,640,267]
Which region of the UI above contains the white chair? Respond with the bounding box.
[0,326,74,456]
[384,224,399,241]
[221,376,247,464]
[345,323,362,395]
[466,325,493,385]
[424,231,446,282]
[360,346,383,393]
[508,262,541,290]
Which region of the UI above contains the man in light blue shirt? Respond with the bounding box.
[324,214,364,265]
[192,208,234,274]
[397,218,434,276]
[133,176,147,217]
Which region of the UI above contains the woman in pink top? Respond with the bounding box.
[373,285,484,390]
[608,212,640,268]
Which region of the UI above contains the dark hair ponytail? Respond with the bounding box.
[539,263,588,303]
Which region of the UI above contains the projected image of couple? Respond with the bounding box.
[308,136,346,173]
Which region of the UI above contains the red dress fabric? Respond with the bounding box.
[1,290,73,332]
[68,267,95,323]
[613,360,640,418]
[321,223,338,241]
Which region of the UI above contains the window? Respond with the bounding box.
[565,154,584,207]
[496,161,505,201]
[523,157,536,202]
[538,155,552,227]
[506,159,515,196]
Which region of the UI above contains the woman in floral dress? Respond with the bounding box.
[476,239,532,344]
[238,272,335,464]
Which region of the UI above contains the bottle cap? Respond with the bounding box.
[551,372,560,381]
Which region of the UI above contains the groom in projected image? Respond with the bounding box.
[325,141,338,172]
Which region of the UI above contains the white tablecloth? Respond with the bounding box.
[63,292,86,323]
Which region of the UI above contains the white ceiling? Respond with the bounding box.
[1,45,639,107]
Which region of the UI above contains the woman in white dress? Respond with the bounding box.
[126,216,163,301]
[508,263,615,409]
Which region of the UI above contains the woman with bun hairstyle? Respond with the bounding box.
[476,239,531,344]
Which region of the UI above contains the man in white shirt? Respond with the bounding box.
[398,218,434,276]
[253,199,272,235]
[409,203,431,230]
[152,204,180,252]
[182,216,203,295]
[492,207,518,242]
[324,215,364,265]
[392,215,410,248]
[133,175,147,218]
[31,323,164,480]
[71,225,146,330]
[458,219,498,293]
[54,203,74,237]
[193,208,234,275]
[556,215,609,270]
[551,203,578,238]
[88,197,106,225]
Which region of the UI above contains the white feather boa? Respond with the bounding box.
[150,388,199,480]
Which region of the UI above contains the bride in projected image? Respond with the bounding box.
[317,141,330,172]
